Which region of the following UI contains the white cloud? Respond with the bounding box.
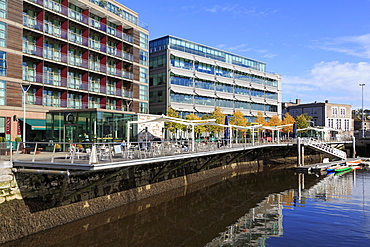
[283,61,370,108]
[312,33,370,59]
[204,4,268,16]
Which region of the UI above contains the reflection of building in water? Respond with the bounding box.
[206,191,294,246]
[302,172,354,200]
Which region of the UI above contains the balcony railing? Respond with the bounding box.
[88,82,100,93]
[23,42,43,57]
[44,23,61,38]
[23,15,43,31]
[44,46,61,61]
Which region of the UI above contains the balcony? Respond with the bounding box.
[89,39,100,51]
[23,15,43,31]
[88,82,100,93]
[44,23,61,38]
[44,46,61,61]
[68,55,88,68]
[43,72,61,86]
[23,42,43,57]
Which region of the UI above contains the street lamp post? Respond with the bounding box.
[360,84,365,138]
[21,85,31,147]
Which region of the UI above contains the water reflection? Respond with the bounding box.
[6,168,370,247]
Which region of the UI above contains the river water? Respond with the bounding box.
[7,167,370,247]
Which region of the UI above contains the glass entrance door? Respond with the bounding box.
[64,124,77,143]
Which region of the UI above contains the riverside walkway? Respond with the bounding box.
[2,137,352,174]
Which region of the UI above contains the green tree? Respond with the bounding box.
[295,114,309,129]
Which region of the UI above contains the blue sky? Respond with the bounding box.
[120,0,370,109]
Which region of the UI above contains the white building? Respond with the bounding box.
[149,35,282,122]
[283,99,353,137]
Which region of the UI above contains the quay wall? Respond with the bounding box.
[0,146,331,244]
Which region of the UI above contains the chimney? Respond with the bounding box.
[325,100,329,103]
[296,99,301,104]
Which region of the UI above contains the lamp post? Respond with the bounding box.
[21,85,31,148]
[359,83,365,138]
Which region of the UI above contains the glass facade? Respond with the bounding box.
[150,36,266,72]
[46,110,137,144]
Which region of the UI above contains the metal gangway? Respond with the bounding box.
[300,137,347,160]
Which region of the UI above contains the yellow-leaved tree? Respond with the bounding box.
[256,111,268,126]
[282,112,295,133]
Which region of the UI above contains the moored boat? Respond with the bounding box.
[334,166,352,172]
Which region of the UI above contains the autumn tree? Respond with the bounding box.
[165,107,183,133]
[267,115,281,126]
[230,110,247,127]
[185,113,205,134]
[256,111,267,126]
[203,107,225,135]
[282,112,295,133]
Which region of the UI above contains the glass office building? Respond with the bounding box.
[149,36,282,122]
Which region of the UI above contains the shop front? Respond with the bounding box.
[46,109,138,144]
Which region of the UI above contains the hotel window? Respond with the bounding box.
[140,67,148,83]
[23,61,36,82]
[0,51,6,76]
[139,102,149,114]
[0,0,6,18]
[140,50,148,66]
[43,90,60,107]
[0,22,5,47]
[140,32,148,49]
[139,85,148,100]
[149,90,165,103]
[0,80,5,105]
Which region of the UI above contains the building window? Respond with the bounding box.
[332,107,338,117]
[149,55,166,69]
[0,80,5,105]
[340,107,346,117]
[140,50,148,66]
[149,72,166,86]
[0,51,6,76]
[0,0,6,19]
[139,85,148,101]
[170,55,193,70]
[140,32,148,49]
[140,67,148,83]
[139,102,149,113]
[0,22,6,47]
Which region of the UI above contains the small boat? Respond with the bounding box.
[327,164,343,172]
[335,169,353,176]
[351,166,361,170]
[334,166,352,172]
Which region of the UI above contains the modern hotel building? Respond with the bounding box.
[0,0,149,142]
[149,35,282,121]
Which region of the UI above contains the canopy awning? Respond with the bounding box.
[19,118,46,130]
